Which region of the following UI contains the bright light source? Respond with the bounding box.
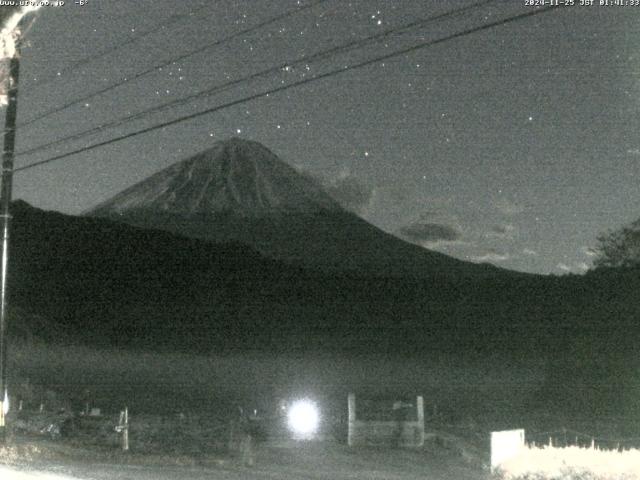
[491,429,525,472]
[2,390,7,415]
[0,6,41,105]
[287,399,319,438]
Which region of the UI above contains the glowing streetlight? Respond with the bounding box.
[287,399,319,439]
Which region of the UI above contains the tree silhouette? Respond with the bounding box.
[594,218,640,268]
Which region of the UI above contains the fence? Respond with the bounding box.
[9,399,276,461]
[347,393,424,447]
[10,403,130,451]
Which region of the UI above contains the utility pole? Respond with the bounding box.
[0,35,21,444]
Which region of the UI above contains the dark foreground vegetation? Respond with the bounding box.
[6,200,640,420]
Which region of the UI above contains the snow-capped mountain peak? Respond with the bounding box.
[89,138,340,217]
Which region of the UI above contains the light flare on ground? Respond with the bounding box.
[0,465,73,479]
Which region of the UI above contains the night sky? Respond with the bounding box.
[6,0,640,274]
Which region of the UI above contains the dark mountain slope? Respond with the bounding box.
[7,200,563,354]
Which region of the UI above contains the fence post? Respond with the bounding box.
[117,407,129,452]
[416,396,424,446]
[347,393,356,447]
[123,407,129,451]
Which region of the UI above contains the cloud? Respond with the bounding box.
[470,249,510,263]
[418,210,446,222]
[523,248,538,256]
[323,175,374,215]
[557,262,590,274]
[399,222,461,244]
[301,170,375,215]
[581,245,597,257]
[487,223,516,239]
[397,209,464,246]
[495,198,524,216]
[627,148,640,156]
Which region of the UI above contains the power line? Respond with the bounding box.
[18,0,330,128]
[17,0,496,157]
[89,0,499,134]
[15,5,560,174]
[25,2,216,92]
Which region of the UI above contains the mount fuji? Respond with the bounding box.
[87,138,505,278]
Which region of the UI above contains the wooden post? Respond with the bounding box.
[347,393,356,447]
[123,407,129,451]
[117,407,129,451]
[241,432,253,467]
[228,419,235,452]
[415,396,424,446]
